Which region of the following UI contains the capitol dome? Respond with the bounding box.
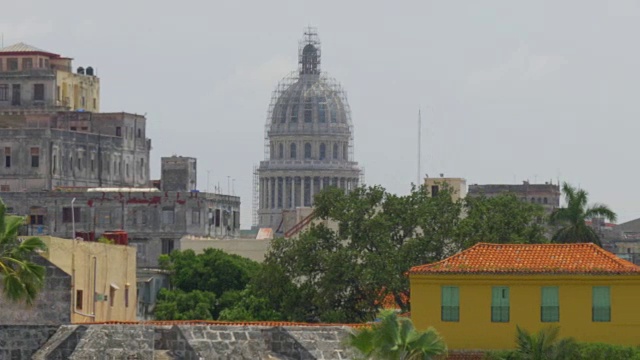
[255,28,362,231]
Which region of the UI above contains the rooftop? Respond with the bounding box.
[409,242,640,275]
[0,42,59,57]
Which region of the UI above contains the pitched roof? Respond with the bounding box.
[0,42,58,56]
[409,243,640,275]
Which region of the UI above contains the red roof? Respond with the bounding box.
[409,243,640,275]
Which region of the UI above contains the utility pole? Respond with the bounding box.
[417,108,422,186]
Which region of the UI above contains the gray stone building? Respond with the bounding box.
[161,155,196,192]
[468,181,561,213]
[2,188,240,268]
[0,111,150,191]
[256,29,361,231]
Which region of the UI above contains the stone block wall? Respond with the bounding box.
[0,325,58,360]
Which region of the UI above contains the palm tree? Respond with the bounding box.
[348,310,446,360]
[549,182,617,246]
[0,200,47,304]
[514,326,577,360]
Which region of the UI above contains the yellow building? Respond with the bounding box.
[38,236,136,322]
[0,43,100,112]
[409,243,640,350]
[424,175,466,201]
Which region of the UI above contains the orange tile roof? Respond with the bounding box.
[409,243,640,275]
[77,320,369,328]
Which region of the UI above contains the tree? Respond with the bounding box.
[457,193,547,248]
[0,200,47,304]
[550,183,617,246]
[156,248,264,320]
[513,326,577,360]
[348,310,446,360]
[252,185,551,323]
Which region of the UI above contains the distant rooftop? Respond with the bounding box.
[0,42,59,57]
[409,242,640,275]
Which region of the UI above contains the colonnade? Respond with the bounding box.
[259,176,358,209]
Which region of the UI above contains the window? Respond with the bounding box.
[7,58,18,71]
[137,128,141,138]
[290,103,298,122]
[491,286,510,322]
[125,286,129,308]
[279,143,284,159]
[593,286,611,322]
[39,58,43,68]
[11,84,20,106]
[77,157,82,171]
[318,102,326,123]
[304,102,313,123]
[109,286,116,307]
[543,198,548,204]
[91,155,95,172]
[33,84,44,101]
[62,207,81,223]
[0,85,8,101]
[330,104,338,123]
[279,104,287,123]
[304,143,312,159]
[431,185,440,197]
[0,185,9,192]
[319,143,326,160]
[30,147,40,168]
[116,126,122,137]
[5,147,10,168]
[29,215,44,225]
[541,286,559,322]
[162,208,174,224]
[441,286,460,322]
[76,290,83,310]
[290,143,297,159]
[333,143,338,159]
[161,238,175,254]
[22,58,33,70]
[93,98,96,109]
[81,96,85,107]
[192,210,200,224]
[343,144,348,160]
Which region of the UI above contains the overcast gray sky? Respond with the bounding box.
[3,1,640,227]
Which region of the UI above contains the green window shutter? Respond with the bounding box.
[593,286,611,322]
[541,286,559,322]
[492,287,510,322]
[441,286,459,322]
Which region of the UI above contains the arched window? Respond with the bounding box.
[305,143,312,159]
[330,104,337,123]
[290,103,298,123]
[530,197,535,203]
[333,143,338,159]
[319,143,326,160]
[304,102,313,123]
[318,102,326,123]
[343,144,348,160]
[278,143,284,159]
[279,104,287,123]
[543,197,548,204]
[290,143,297,159]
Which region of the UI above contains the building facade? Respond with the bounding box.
[0,43,100,113]
[424,176,467,202]
[161,156,197,192]
[257,29,361,230]
[0,111,150,191]
[468,181,560,213]
[409,243,640,350]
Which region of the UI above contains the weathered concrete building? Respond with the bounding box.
[0,111,150,191]
[468,180,561,213]
[0,42,100,113]
[256,29,361,231]
[161,155,196,192]
[424,175,467,201]
[3,188,240,268]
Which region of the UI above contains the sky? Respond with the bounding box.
[3,0,640,227]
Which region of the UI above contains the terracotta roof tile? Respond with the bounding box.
[409,243,640,275]
[78,320,368,328]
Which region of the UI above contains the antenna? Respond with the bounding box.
[417,108,422,186]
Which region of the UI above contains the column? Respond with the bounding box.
[260,178,264,209]
[309,176,316,206]
[300,176,305,207]
[290,177,295,208]
[320,176,325,191]
[283,177,289,209]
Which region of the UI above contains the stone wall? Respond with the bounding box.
[0,255,71,325]
[0,325,58,360]
[29,324,356,360]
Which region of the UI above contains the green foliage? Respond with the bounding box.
[550,182,617,246]
[458,193,547,248]
[574,342,640,360]
[348,310,447,360]
[97,237,114,244]
[513,326,577,360]
[0,199,47,305]
[154,248,267,320]
[253,185,549,323]
[218,288,283,321]
[154,288,217,320]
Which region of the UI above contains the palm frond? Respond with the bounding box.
[585,204,617,223]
